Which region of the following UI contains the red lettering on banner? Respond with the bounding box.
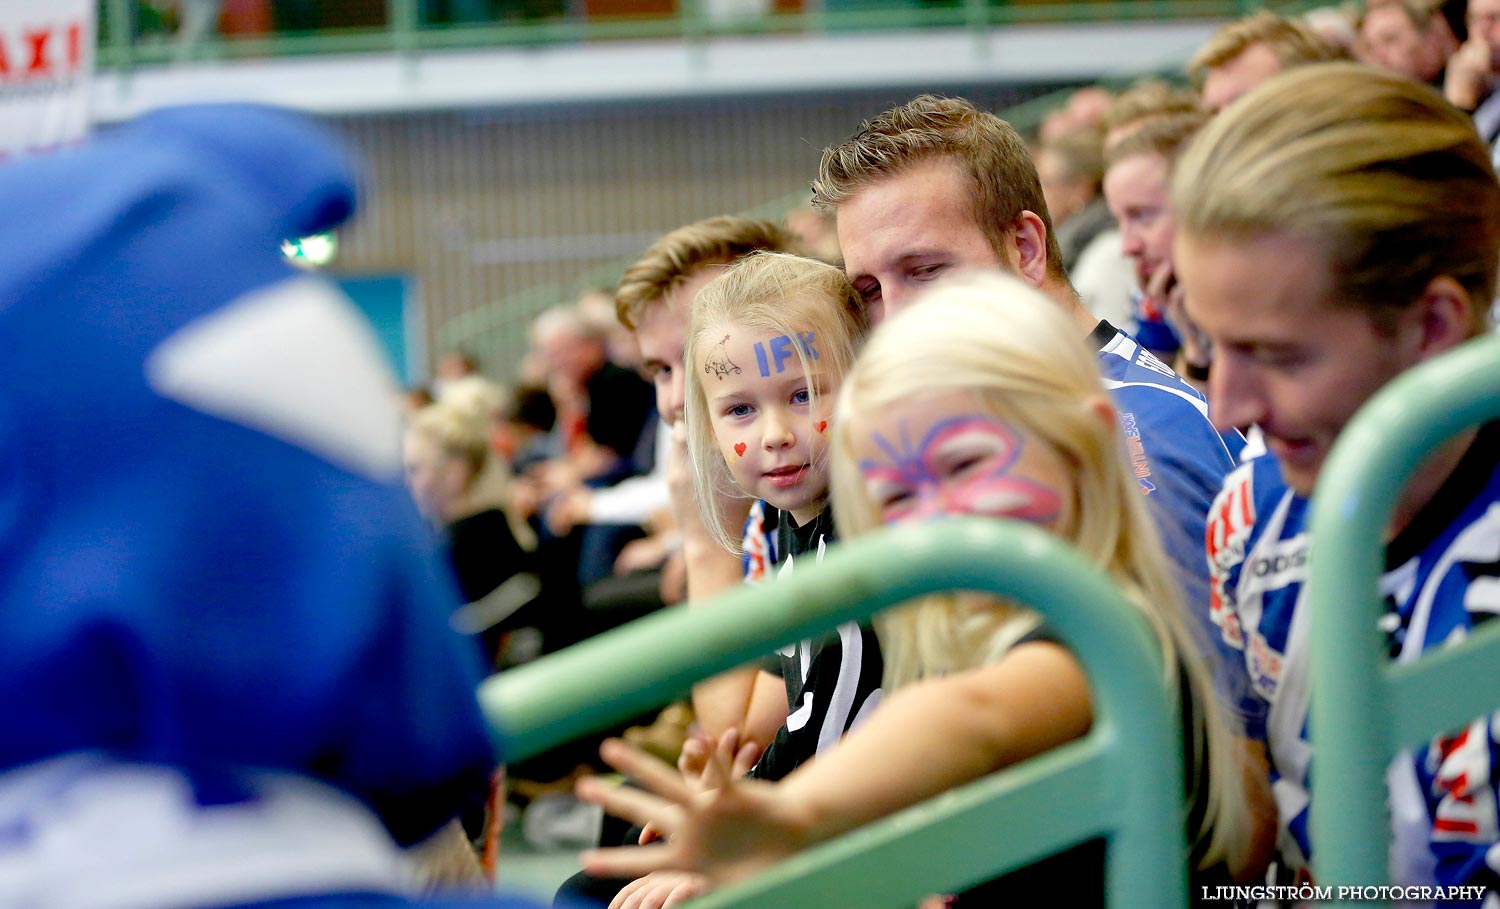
[0,20,89,82]
[24,30,49,76]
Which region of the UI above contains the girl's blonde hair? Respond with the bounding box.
[1173,62,1500,333]
[405,396,535,550]
[828,271,1252,872]
[684,251,868,551]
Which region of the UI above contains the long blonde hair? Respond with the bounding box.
[406,389,535,550]
[1173,62,1500,333]
[684,252,868,551]
[828,271,1252,871]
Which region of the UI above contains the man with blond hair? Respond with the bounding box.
[1189,9,1348,111]
[812,93,1250,715]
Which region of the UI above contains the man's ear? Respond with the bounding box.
[1010,211,1050,289]
[1408,275,1480,362]
[1085,394,1116,429]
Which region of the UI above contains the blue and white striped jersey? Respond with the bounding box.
[1207,434,1500,899]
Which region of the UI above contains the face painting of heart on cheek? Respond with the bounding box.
[857,408,1065,528]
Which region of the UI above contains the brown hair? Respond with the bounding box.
[812,94,1066,282]
[614,215,794,330]
[1188,10,1348,87]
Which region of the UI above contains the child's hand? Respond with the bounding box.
[635,728,761,845]
[576,736,811,886]
[608,870,709,909]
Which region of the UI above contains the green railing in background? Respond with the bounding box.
[99,0,1260,69]
[1306,332,1500,904]
[481,518,1188,907]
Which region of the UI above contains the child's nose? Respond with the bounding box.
[762,412,795,449]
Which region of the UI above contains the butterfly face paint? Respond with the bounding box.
[851,391,1070,530]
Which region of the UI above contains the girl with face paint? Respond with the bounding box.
[577,272,1272,902]
[678,251,877,786]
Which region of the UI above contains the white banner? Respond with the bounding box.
[0,0,92,157]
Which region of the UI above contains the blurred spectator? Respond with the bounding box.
[1358,0,1457,84]
[495,384,560,476]
[1446,0,1500,153]
[1190,10,1350,111]
[1036,125,1108,271]
[1038,84,1112,142]
[434,348,480,398]
[530,303,655,485]
[578,288,640,371]
[404,399,536,669]
[1103,111,1213,385]
[786,202,843,264]
[1100,79,1199,151]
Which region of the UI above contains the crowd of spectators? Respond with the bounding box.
[12,3,1500,907]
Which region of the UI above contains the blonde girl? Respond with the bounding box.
[681,251,873,783]
[682,251,867,553]
[578,271,1270,896]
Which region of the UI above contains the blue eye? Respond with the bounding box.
[791,388,811,406]
[728,404,753,418]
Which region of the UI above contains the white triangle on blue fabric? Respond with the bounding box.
[144,276,403,482]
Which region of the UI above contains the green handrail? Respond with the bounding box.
[1306,332,1500,903]
[480,517,1187,907]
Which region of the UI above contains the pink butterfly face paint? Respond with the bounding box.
[853,396,1067,529]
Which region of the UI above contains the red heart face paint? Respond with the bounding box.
[851,392,1069,530]
[699,325,836,525]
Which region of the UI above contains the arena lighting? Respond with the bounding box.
[282,232,338,268]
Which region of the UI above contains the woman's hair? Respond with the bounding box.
[828,270,1252,871]
[405,398,535,550]
[1173,62,1500,334]
[683,251,868,551]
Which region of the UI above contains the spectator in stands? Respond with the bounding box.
[1445,0,1500,152]
[576,271,1273,897]
[1036,125,1108,273]
[1102,112,1212,390]
[785,203,842,264]
[811,95,1245,686]
[404,398,535,669]
[531,304,655,488]
[552,215,801,909]
[1189,10,1348,112]
[1358,0,1457,85]
[1093,81,1206,360]
[1175,62,1500,893]
[0,102,531,909]
[434,348,481,398]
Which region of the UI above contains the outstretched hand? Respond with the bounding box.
[576,731,810,886]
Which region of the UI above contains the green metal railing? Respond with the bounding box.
[1306,332,1500,903]
[481,518,1187,907]
[98,0,1258,69]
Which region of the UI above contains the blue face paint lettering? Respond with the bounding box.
[754,341,771,377]
[798,332,820,360]
[770,334,794,374]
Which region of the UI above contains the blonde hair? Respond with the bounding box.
[684,252,868,551]
[827,271,1253,871]
[1189,10,1348,87]
[811,95,1067,283]
[1103,111,1208,172]
[614,216,796,330]
[406,394,535,550]
[1101,79,1201,141]
[1172,62,1500,333]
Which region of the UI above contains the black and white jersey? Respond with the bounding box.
[743,503,884,781]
